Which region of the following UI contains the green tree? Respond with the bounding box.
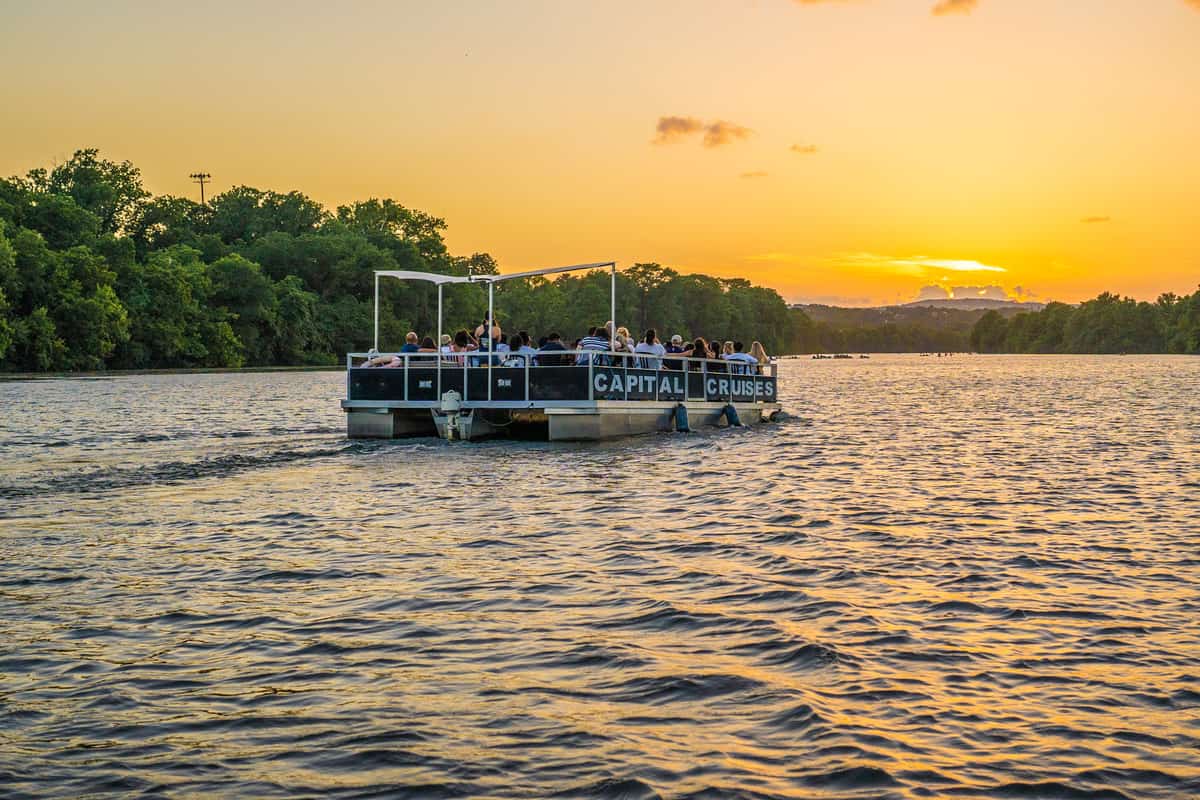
[625,262,678,333]
[41,149,149,235]
[970,309,1010,353]
[208,186,327,245]
[13,307,67,371]
[273,275,322,363]
[208,254,278,364]
[118,246,241,368]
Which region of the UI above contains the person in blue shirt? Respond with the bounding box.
[399,332,420,353]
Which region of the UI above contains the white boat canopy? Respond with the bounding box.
[372,261,618,354]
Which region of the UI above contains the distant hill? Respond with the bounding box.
[785,301,1024,353]
[791,302,1030,327]
[903,298,1045,311]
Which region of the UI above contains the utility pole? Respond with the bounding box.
[189,172,212,204]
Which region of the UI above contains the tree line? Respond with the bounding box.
[970,293,1200,354]
[0,150,801,372]
[0,150,1196,372]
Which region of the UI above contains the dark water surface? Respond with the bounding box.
[2,356,1199,799]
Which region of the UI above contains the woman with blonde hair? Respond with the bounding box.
[613,325,635,365]
[749,341,769,373]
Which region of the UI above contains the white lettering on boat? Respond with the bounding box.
[590,371,773,400]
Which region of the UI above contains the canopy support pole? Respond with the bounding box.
[487,282,494,401]
[610,263,617,358]
[373,273,380,352]
[437,284,443,398]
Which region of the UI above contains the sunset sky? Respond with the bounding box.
[2,0,1198,305]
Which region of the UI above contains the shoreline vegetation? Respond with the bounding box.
[1,149,1196,373]
[0,364,343,381]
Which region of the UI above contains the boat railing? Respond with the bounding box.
[345,349,777,405]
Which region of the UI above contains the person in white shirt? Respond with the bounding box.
[633,329,667,369]
[500,334,526,367]
[722,340,758,374]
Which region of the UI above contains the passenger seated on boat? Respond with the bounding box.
[538,332,571,366]
[363,352,401,368]
[400,332,420,353]
[516,332,538,364]
[615,326,640,367]
[501,335,528,367]
[688,338,709,371]
[414,336,439,364]
[634,329,666,369]
[723,341,757,374]
[664,334,685,370]
[749,341,769,373]
[439,334,453,360]
[449,330,474,364]
[578,327,611,365]
[706,340,727,373]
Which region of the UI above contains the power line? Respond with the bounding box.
[189,172,212,205]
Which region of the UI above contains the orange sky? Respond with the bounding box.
[2,0,1198,305]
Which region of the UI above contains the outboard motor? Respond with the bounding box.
[440,390,463,440]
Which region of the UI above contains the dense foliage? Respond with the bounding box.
[0,150,798,371]
[969,293,1200,354]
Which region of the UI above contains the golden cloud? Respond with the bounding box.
[653,117,753,148]
[652,116,704,145]
[932,0,978,15]
[790,144,819,155]
[703,120,754,147]
[832,252,1007,278]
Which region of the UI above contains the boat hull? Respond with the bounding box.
[343,399,778,442]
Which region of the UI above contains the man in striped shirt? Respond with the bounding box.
[577,326,612,365]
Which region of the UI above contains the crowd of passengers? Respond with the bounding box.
[363,319,772,375]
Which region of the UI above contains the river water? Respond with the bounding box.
[1,355,1198,799]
